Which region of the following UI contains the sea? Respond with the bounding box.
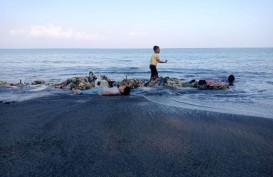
[0,48,273,118]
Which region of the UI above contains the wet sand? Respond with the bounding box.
[0,95,273,177]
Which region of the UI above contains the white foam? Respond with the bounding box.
[144,95,273,119]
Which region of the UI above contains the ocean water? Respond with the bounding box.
[1,48,273,118]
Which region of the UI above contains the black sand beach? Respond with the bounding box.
[1,95,273,177]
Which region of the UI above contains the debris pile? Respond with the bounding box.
[0,71,230,91]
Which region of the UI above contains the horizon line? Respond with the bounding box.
[0,47,273,50]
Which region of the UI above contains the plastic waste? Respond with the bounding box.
[95,77,109,88]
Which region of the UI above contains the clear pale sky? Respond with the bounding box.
[0,0,272,48]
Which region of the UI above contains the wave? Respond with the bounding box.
[144,95,273,119]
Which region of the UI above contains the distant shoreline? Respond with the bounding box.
[1,47,273,50]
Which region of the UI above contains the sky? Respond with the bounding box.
[0,0,273,48]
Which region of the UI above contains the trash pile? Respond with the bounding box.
[0,80,54,87]
[116,77,194,88]
[0,71,230,91]
[144,77,197,88]
[197,80,228,90]
[120,79,146,88]
[55,72,97,90]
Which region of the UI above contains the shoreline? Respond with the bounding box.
[1,94,273,176]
